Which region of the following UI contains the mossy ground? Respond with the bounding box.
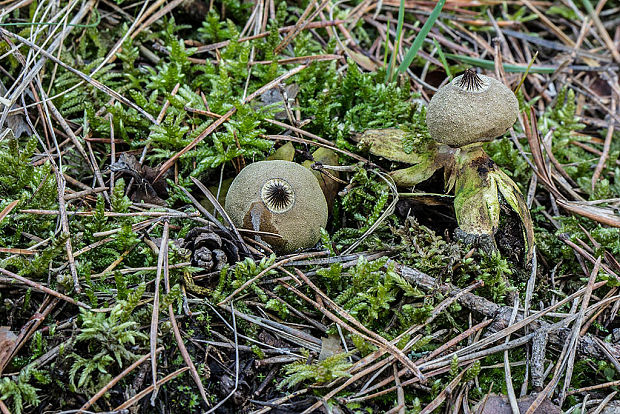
[0,1,619,413]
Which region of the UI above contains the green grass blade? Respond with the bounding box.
[514,51,538,93]
[446,53,557,73]
[432,37,451,80]
[386,0,406,83]
[396,0,446,76]
[383,16,391,69]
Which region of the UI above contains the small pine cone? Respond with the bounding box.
[182,226,241,272]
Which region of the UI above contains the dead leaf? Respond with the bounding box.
[476,394,560,414]
[109,153,169,205]
[344,46,378,71]
[354,128,431,164]
[319,334,343,361]
[259,84,299,120]
[303,147,341,213]
[0,327,17,372]
[0,80,32,139]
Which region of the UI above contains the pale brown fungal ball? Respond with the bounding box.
[224,160,328,253]
[426,70,519,147]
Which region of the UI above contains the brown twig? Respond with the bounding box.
[78,348,163,413]
[0,268,90,309]
[591,97,617,191]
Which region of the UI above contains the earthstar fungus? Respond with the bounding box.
[357,69,534,262]
[427,69,520,147]
[225,160,328,254]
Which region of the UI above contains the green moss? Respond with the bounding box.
[1,3,617,412]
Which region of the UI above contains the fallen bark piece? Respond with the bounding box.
[394,262,620,361]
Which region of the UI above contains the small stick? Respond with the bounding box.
[155,64,309,181]
[149,221,168,404]
[591,97,617,191]
[114,367,190,410]
[568,379,620,396]
[0,268,90,309]
[504,296,521,414]
[0,27,157,124]
[78,348,163,413]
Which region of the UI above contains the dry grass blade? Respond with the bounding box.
[0,267,90,309]
[343,283,486,403]
[133,0,186,38]
[342,170,398,254]
[558,257,602,405]
[420,365,470,414]
[78,349,162,412]
[250,53,343,66]
[223,305,321,351]
[582,0,620,64]
[0,200,19,224]
[264,118,335,146]
[54,170,80,294]
[46,99,95,174]
[521,108,557,195]
[391,364,405,414]
[19,209,201,218]
[0,298,58,375]
[519,0,575,47]
[274,0,330,55]
[189,176,249,253]
[155,64,309,181]
[504,297,521,414]
[249,389,309,414]
[0,247,38,255]
[278,271,426,412]
[396,263,613,361]
[591,97,617,191]
[292,268,424,379]
[194,20,345,53]
[280,278,421,414]
[168,302,211,406]
[0,26,156,124]
[557,200,620,228]
[218,251,326,305]
[148,220,167,404]
[203,302,240,414]
[569,379,620,396]
[523,258,602,414]
[593,336,620,373]
[114,367,190,411]
[420,319,492,364]
[591,391,618,414]
[0,0,97,126]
